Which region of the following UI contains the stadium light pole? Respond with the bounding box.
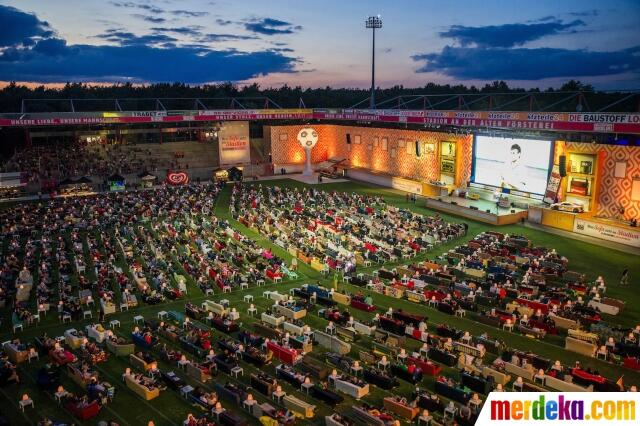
[366,15,382,109]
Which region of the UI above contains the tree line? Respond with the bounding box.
[0,79,637,113]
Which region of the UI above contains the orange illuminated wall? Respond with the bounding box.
[554,142,640,220]
[267,124,472,185]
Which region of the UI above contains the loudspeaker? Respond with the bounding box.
[511,209,516,213]
[559,155,567,177]
[486,209,491,213]
[415,140,421,157]
[346,133,351,144]
[470,206,479,210]
[450,201,457,205]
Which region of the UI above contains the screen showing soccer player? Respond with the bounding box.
[472,135,553,195]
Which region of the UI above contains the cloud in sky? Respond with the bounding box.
[0,5,297,83]
[110,1,164,14]
[95,29,178,46]
[0,5,54,47]
[245,18,302,35]
[199,33,258,42]
[131,14,166,23]
[0,42,298,83]
[150,26,204,36]
[171,10,208,17]
[439,19,586,48]
[412,46,640,80]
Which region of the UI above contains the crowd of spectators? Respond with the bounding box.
[1,141,184,184]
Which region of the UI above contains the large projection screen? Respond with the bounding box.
[472,135,553,195]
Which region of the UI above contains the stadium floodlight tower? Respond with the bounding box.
[365,15,382,109]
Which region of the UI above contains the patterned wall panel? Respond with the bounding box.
[565,142,640,220]
[269,124,471,184]
[458,135,473,184]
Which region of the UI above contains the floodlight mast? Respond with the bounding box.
[366,15,382,109]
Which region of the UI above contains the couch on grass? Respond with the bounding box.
[186,362,212,383]
[202,300,228,316]
[273,304,306,321]
[544,374,593,392]
[124,374,159,400]
[334,377,369,399]
[383,397,420,420]
[130,353,153,371]
[565,337,597,357]
[2,342,28,364]
[261,312,285,327]
[64,329,84,349]
[351,406,385,426]
[106,339,135,357]
[283,394,315,418]
[313,330,351,355]
[86,324,107,343]
[64,399,100,420]
[480,366,511,385]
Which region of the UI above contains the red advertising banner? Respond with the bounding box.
[1,109,639,134]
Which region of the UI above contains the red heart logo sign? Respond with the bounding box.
[167,171,189,185]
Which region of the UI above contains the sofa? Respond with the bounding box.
[311,386,343,406]
[336,326,359,342]
[434,379,471,403]
[124,374,160,400]
[67,363,93,390]
[283,394,315,418]
[64,399,100,420]
[331,292,351,305]
[351,406,385,426]
[215,382,247,405]
[179,336,207,358]
[261,312,285,327]
[266,341,302,365]
[187,362,212,383]
[460,372,491,394]
[214,354,238,374]
[428,347,457,367]
[299,356,329,379]
[219,411,247,426]
[250,373,276,396]
[363,369,398,389]
[565,337,597,357]
[86,324,107,343]
[503,361,535,381]
[391,363,423,384]
[274,304,306,321]
[407,356,442,376]
[544,374,593,392]
[383,397,420,420]
[283,321,305,336]
[549,314,579,331]
[334,378,369,399]
[2,342,28,364]
[202,300,228,316]
[480,366,511,385]
[64,329,84,349]
[106,339,135,357]
[353,321,376,336]
[49,348,76,366]
[313,331,351,355]
[129,353,152,371]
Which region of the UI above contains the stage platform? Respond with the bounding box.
[424,188,542,225]
[254,173,348,185]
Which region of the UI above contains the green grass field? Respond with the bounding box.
[1,179,638,426]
